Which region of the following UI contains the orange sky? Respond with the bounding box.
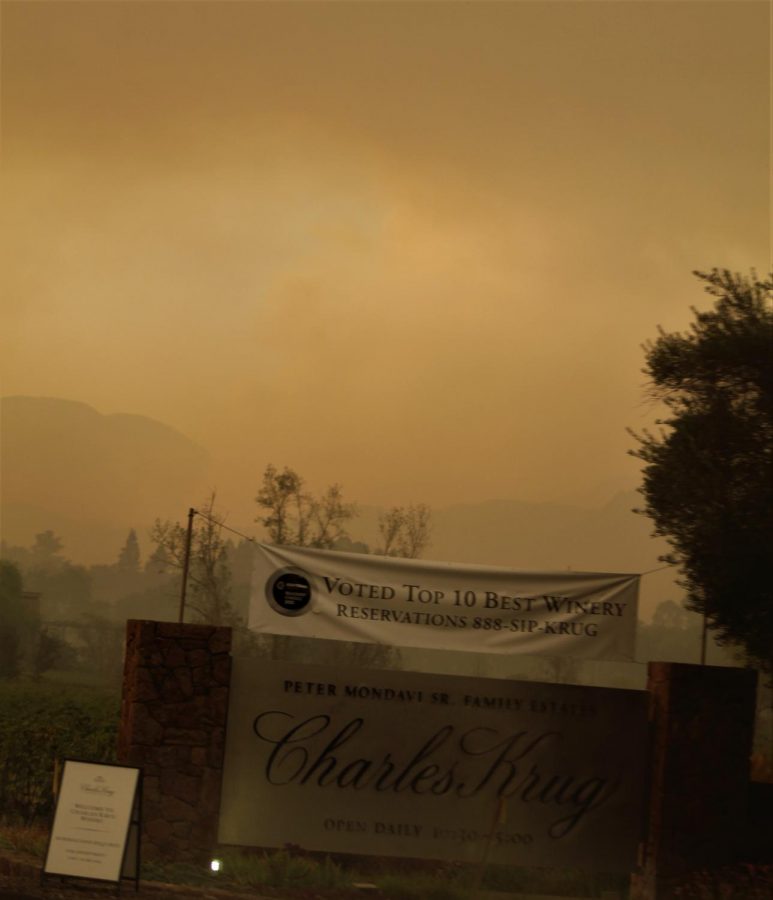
[1,1,769,514]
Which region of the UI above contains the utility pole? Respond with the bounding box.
[178,507,196,623]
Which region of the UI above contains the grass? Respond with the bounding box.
[3,820,771,900]
[139,847,634,898]
[375,870,472,899]
[144,850,474,897]
[0,821,629,898]
[142,850,351,891]
[221,850,349,890]
[37,667,122,693]
[0,822,49,858]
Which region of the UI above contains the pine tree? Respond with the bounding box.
[117,529,141,572]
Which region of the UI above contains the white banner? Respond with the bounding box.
[219,658,647,871]
[249,544,639,661]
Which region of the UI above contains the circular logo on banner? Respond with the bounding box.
[265,568,313,617]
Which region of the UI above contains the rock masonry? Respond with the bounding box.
[117,620,232,862]
[630,662,757,899]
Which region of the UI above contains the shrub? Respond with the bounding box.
[0,682,119,823]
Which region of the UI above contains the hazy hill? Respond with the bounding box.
[1,395,677,617]
[430,494,658,572]
[1,396,212,561]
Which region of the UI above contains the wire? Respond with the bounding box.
[191,508,258,544]
[191,506,678,577]
[640,563,676,576]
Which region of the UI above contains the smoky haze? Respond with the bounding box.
[0,3,768,527]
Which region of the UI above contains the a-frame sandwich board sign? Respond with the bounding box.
[43,759,142,892]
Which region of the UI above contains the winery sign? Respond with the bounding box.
[218,658,647,870]
[249,543,640,661]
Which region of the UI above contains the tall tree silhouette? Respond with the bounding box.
[630,269,773,674]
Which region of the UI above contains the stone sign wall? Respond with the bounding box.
[116,620,231,861]
[116,621,760,898]
[630,662,758,899]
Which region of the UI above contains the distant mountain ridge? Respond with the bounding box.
[1,396,676,617]
[1,396,212,560]
[431,493,656,572]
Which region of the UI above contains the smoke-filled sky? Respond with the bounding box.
[1,1,768,512]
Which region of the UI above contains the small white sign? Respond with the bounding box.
[44,760,140,883]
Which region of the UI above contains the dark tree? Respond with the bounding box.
[33,628,75,679]
[0,560,42,678]
[255,464,356,549]
[117,529,141,572]
[0,561,25,678]
[376,504,432,559]
[25,563,93,621]
[151,493,238,626]
[30,530,64,570]
[630,269,773,674]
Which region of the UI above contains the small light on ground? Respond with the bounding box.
[210,859,222,873]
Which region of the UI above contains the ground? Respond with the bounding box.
[0,849,372,900]
[2,845,773,900]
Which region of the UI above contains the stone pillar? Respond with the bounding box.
[631,662,757,899]
[117,620,232,862]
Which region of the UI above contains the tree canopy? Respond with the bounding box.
[117,529,141,573]
[150,494,242,627]
[630,269,773,674]
[255,464,433,559]
[255,464,357,550]
[376,504,432,559]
